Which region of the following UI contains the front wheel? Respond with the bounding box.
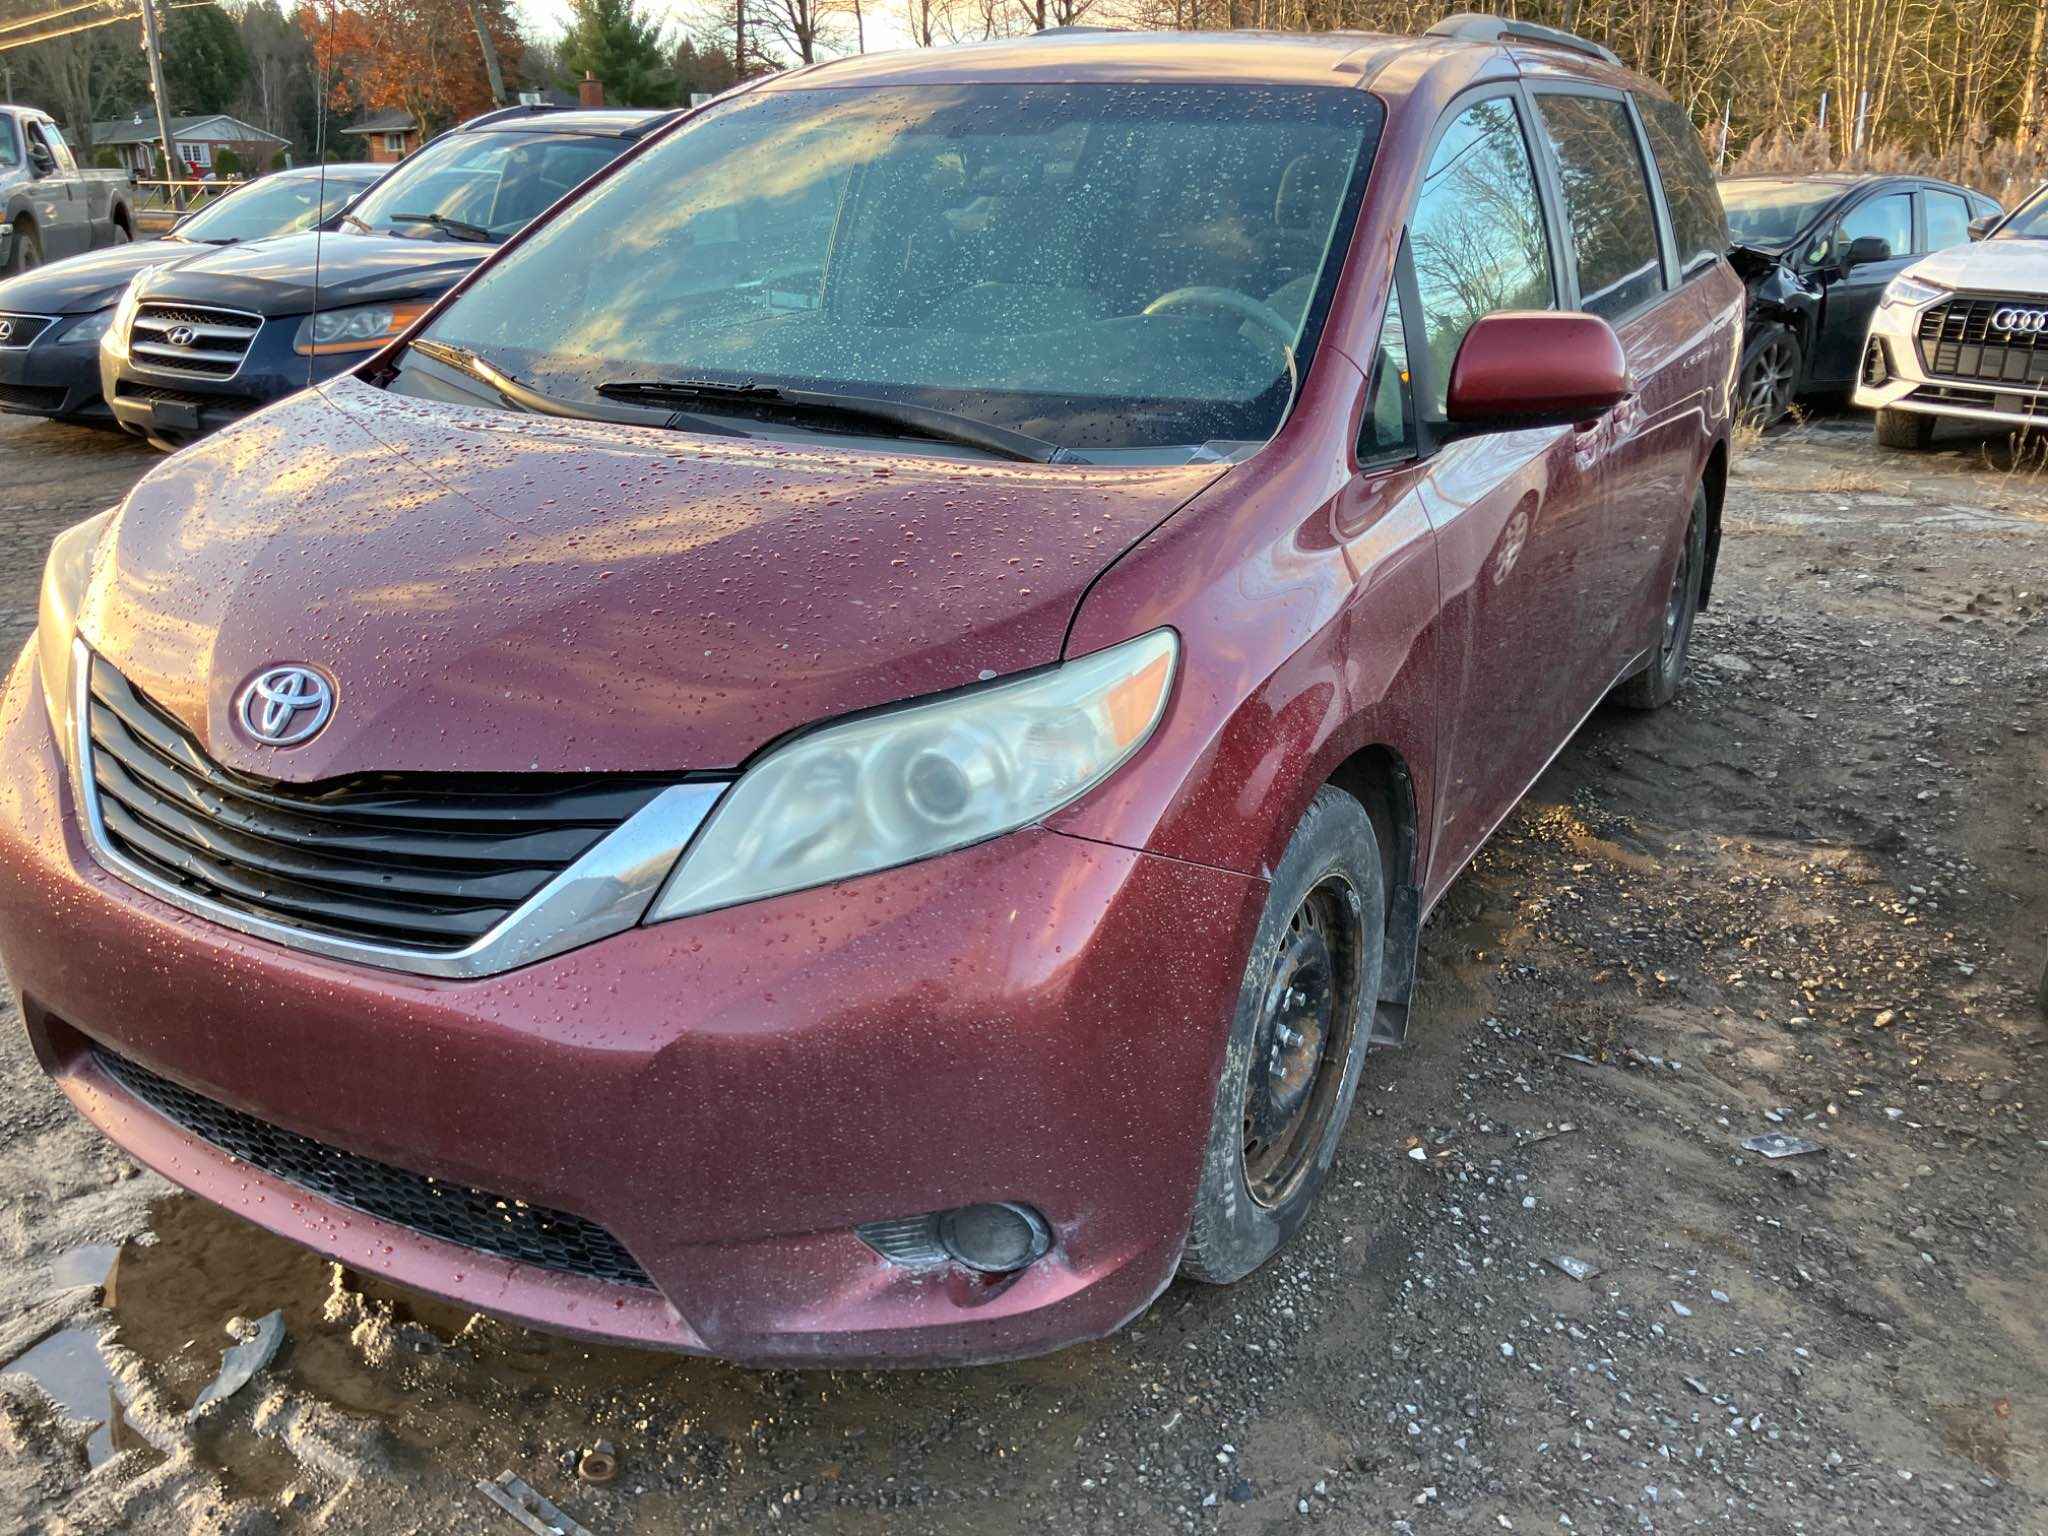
[1874,406,1935,450]
[1736,324,1801,426]
[1181,786,1384,1284]
[4,219,41,275]
[1615,482,1709,711]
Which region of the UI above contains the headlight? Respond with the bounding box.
[647,628,1178,921]
[38,509,115,755]
[293,301,428,356]
[55,309,114,347]
[1882,273,1948,310]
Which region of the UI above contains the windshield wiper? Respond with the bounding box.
[388,212,494,243]
[407,340,750,437]
[592,378,1082,463]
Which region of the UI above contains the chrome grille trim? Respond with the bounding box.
[126,301,264,381]
[0,312,56,348]
[70,640,727,979]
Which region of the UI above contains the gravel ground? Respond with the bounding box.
[0,409,2043,1535]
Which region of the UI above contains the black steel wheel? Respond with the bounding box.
[1737,324,1800,426]
[1615,481,1709,711]
[1183,786,1384,1284]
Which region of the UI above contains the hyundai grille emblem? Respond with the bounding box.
[1990,306,2048,334]
[239,666,334,746]
[0,320,13,343]
[164,324,198,348]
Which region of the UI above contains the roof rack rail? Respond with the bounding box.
[1425,12,1620,66]
[463,103,562,129]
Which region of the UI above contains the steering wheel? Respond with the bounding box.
[1141,285,1299,358]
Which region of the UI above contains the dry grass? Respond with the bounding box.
[1730,125,2047,211]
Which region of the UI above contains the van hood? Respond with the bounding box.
[129,229,491,316]
[1905,236,2048,292]
[0,239,202,316]
[79,375,1224,782]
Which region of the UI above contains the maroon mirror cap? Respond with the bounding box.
[1445,311,1631,427]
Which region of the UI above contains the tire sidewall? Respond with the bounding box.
[1182,787,1385,1284]
[1738,324,1800,424]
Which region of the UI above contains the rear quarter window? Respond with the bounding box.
[1636,96,1728,278]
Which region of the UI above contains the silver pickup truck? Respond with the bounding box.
[1,104,135,274]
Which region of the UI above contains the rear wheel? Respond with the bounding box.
[5,219,41,275]
[1875,406,1935,450]
[1616,482,1709,711]
[110,218,132,245]
[1737,324,1801,426]
[1182,786,1383,1284]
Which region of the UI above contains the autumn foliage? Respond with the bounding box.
[298,0,521,137]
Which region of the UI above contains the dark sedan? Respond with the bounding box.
[1719,172,2001,423]
[100,106,677,449]
[0,163,382,424]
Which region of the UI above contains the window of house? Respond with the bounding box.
[384,132,408,155]
[1408,96,1554,417]
[1535,94,1665,319]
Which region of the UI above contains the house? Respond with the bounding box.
[339,108,422,164]
[90,112,291,177]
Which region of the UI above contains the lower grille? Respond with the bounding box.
[127,301,262,379]
[114,379,256,412]
[84,657,673,953]
[94,1047,655,1289]
[0,381,66,411]
[1917,296,2048,387]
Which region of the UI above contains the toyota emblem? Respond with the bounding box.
[164,324,198,347]
[238,665,334,746]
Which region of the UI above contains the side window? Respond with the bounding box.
[1535,94,1665,319]
[22,121,51,172]
[0,118,18,170]
[1359,287,1413,463]
[1636,95,1727,277]
[1837,193,1912,260]
[1409,97,1554,417]
[40,121,77,172]
[1924,190,1972,250]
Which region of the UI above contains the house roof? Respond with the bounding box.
[340,108,421,136]
[90,112,291,146]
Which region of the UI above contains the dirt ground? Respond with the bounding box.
[0,407,2043,1536]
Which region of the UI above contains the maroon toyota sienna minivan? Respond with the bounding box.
[4,19,1739,1365]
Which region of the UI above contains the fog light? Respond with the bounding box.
[939,1203,1052,1272]
[857,1201,1053,1273]
[1863,338,1891,387]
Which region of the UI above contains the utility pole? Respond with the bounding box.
[138,0,179,209]
[734,0,745,80]
[463,0,507,106]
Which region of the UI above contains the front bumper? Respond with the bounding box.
[1853,291,2048,429]
[0,644,1266,1365]
[0,314,115,421]
[101,313,329,444]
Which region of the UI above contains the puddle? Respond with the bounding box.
[49,1242,120,1291]
[2,1326,143,1467]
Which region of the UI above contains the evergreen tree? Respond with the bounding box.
[558,0,675,107]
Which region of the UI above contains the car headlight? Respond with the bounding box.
[1882,273,1948,310]
[646,628,1178,921]
[38,509,115,756]
[293,301,429,356]
[55,309,114,347]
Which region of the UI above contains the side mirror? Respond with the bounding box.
[1843,235,1893,269]
[27,145,54,178]
[1967,213,2000,241]
[1445,311,1630,434]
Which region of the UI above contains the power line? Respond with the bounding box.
[0,0,216,53]
[0,0,129,38]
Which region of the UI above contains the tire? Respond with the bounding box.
[110,219,132,245]
[1736,323,1801,426]
[1874,406,1935,450]
[1615,482,1709,711]
[1182,785,1384,1284]
[5,219,41,275]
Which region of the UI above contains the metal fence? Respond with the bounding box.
[131,176,248,233]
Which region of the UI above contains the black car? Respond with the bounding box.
[0,163,382,424]
[1719,172,2002,423]
[101,105,679,449]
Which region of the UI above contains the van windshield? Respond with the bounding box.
[408,84,1382,455]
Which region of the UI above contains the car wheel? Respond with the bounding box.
[1736,324,1801,426]
[1615,482,1709,711]
[1181,785,1384,1284]
[1874,406,1935,450]
[111,220,132,245]
[5,220,42,275]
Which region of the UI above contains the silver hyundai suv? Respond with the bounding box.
[1855,180,2048,447]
